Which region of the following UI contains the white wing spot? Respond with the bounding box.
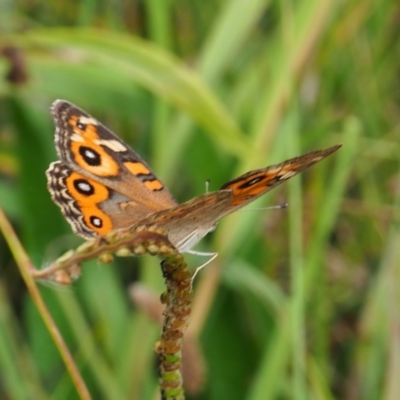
[77,181,92,193]
[91,217,102,227]
[95,139,127,152]
[78,116,98,125]
[83,148,97,159]
[71,133,85,142]
[280,170,297,179]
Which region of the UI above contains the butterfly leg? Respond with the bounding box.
[188,250,218,281]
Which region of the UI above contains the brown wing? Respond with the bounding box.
[132,191,233,251]
[219,145,341,214]
[47,161,165,238]
[51,100,178,212]
[130,145,341,251]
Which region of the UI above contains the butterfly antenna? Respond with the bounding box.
[205,179,211,194]
[239,202,288,212]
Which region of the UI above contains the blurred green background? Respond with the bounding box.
[0,1,399,399]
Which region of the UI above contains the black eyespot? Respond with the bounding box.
[73,179,94,195]
[238,176,264,189]
[76,122,86,130]
[79,146,101,166]
[90,216,103,228]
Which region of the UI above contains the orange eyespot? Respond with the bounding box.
[65,173,113,236]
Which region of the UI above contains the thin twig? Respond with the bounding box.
[0,207,92,400]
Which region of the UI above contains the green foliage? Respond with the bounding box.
[1,0,399,399]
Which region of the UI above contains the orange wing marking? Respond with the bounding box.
[65,172,113,236]
[68,116,120,177]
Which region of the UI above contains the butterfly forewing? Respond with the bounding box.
[50,100,178,211]
[219,145,341,214]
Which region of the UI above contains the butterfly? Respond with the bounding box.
[46,100,341,255]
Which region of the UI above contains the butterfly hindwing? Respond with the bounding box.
[46,161,159,238]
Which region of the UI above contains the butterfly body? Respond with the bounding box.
[46,100,341,251]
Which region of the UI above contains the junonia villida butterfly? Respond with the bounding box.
[46,100,341,255]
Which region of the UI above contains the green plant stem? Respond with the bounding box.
[0,206,92,400]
